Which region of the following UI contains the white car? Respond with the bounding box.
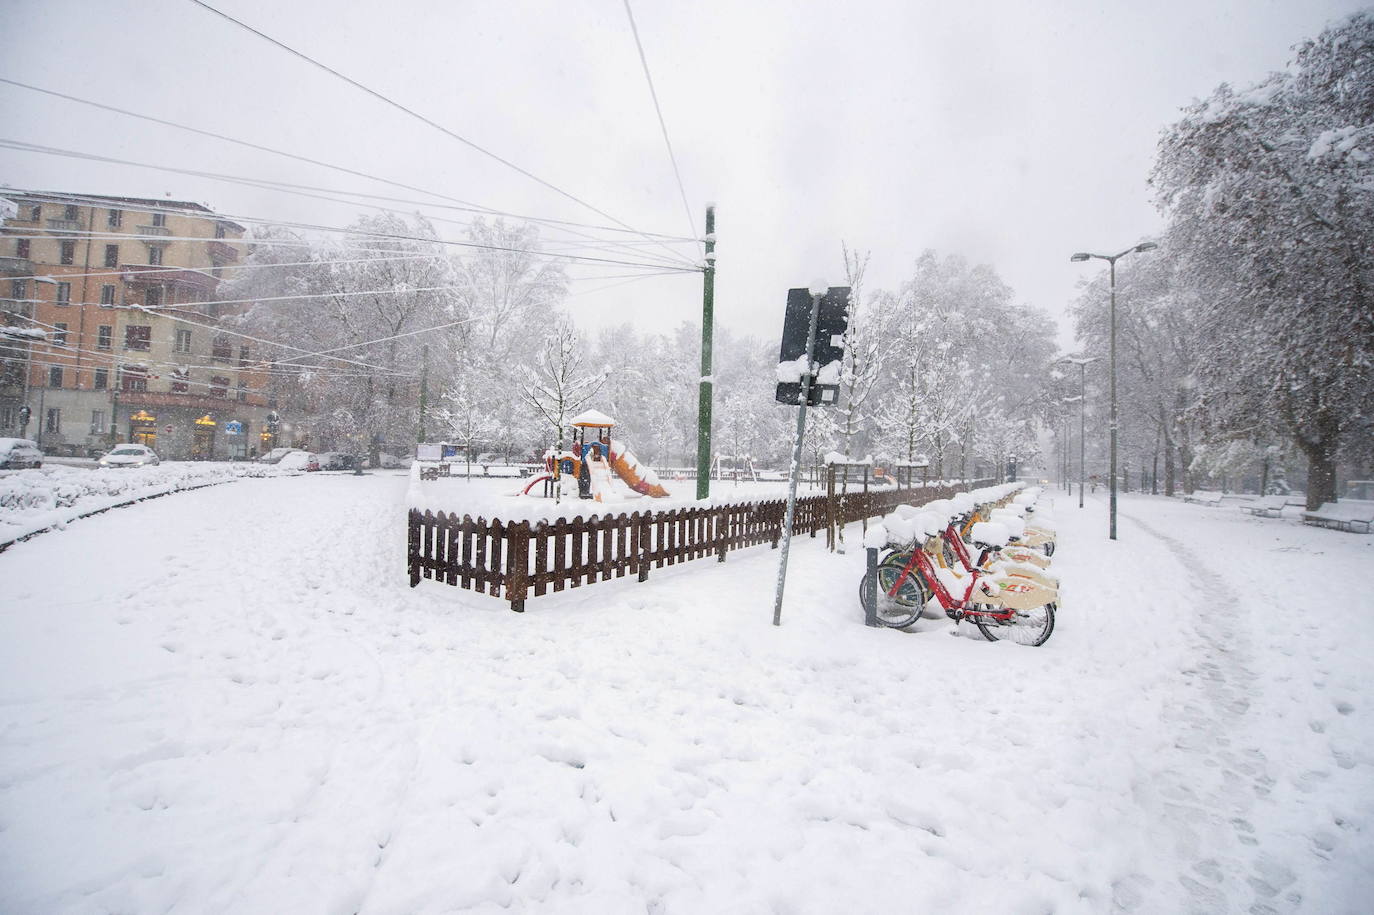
[258,447,301,464]
[0,437,44,469]
[99,444,161,468]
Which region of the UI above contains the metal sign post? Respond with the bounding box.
[772,282,849,627]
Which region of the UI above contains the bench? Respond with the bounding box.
[1242,495,1288,516]
[1183,490,1224,506]
[1301,501,1374,533]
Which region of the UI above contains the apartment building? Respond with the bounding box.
[0,192,278,459]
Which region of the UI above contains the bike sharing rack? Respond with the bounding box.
[860,485,1059,644]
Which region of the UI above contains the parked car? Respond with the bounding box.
[276,451,317,471]
[0,437,43,469]
[316,452,360,471]
[258,447,302,464]
[98,444,160,468]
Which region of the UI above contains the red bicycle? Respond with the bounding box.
[860,526,1057,645]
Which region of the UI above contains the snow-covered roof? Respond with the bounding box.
[570,409,615,428]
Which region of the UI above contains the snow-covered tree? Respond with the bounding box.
[1151,11,1374,507]
[520,317,607,452]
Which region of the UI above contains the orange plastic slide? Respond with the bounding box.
[608,444,670,498]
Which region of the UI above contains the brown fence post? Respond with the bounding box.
[505,520,530,612]
[637,512,652,582]
[407,509,422,586]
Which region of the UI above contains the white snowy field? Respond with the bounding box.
[1,475,1371,914]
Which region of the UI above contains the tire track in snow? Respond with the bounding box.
[1115,506,1300,914]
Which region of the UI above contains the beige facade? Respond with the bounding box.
[0,192,277,459]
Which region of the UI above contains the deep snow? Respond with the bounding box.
[0,474,1370,913]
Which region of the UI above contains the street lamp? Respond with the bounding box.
[1055,358,1099,508]
[1071,242,1156,539]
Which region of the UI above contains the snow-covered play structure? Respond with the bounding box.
[521,410,670,502]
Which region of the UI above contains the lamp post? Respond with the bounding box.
[1071,242,1156,539]
[1055,357,1098,508]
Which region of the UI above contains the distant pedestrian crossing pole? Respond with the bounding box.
[771,281,850,627]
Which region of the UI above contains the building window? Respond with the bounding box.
[28,205,41,221]
[148,246,163,266]
[210,376,229,398]
[48,366,62,388]
[100,284,116,306]
[56,282,71,305]
[212,335,232,361]
[53,322,68,347]
[63,204,78,221]
[16,238,29,258]
[151,212,167,228]
[215,223,227,239]
[108,209,122,228]
[236,382,248,402]
[104,244,119,268]
[94,368,108,390]
[238,345,251,366]
[175,329,192,353]
[145,287,162,308]
[91,410,106,434]
[125,325,151,351]
[122,369,148,393]
[97,325,112,349]
[11,279,27,300]
[60,240,76,265]
[45,407,61,433]
[0,406,13,429]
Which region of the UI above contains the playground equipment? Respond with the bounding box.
[520,410,670,502]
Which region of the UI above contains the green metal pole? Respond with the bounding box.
[695,205,716,499]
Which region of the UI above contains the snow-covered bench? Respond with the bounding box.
[1241,495,1286,517]
[1183,490,1224,506]
[1241,494,1305,517]
[1301,501,1374,533]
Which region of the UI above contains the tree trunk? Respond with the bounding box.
[1163,425,1176,497]
[1298,439,1338,510]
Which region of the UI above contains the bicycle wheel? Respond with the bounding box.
[879,551,932,605]
[859,561,925,629]
[975,601,1055,646]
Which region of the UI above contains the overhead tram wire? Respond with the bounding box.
[57,173,702,271]
[185,0,699,269]
[0,83,697,270]
[132,306,431,375]
[0,255,687,290]
[2,162,697,274]
[5,162,697,270]
[2,158,701,273]
[0,78,699,246]
[622,0,701,254]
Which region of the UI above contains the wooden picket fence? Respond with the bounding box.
[407,480,989,611]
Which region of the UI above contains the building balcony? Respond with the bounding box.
[46,218,82,233]
[117,388,268,412]
[0,256,34,275]
[207,240,240,262]
[120,264,219,293]
[137,225,172,237]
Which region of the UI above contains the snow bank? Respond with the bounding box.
[0,462,300,545]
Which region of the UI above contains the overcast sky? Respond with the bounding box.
[3,0,1367,351]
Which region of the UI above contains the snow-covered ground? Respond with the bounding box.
[0,462,301,546]
[0,475,1370,913]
